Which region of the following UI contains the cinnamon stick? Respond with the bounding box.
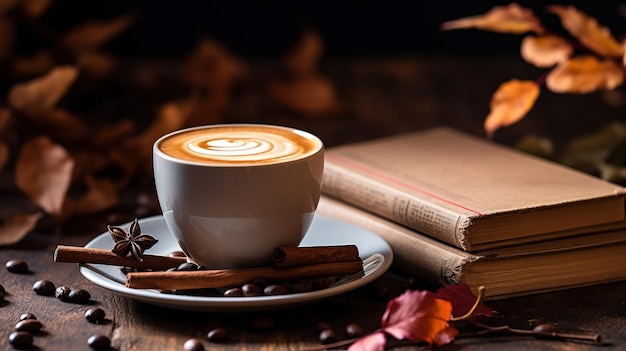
[272,245,360,267]
[54,245,187,271]
[125,260,363,290]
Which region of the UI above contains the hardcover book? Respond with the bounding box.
[322,127,626,251]
[317,196,626,300]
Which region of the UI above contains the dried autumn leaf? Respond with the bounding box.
[441,3,543,34]
[285,29,324,75]
[62,14,135,53]
[0,107,11,133]
[546,56,624,94]
[9,66,79,117]
[0,141,8,171]
[0,16,15,61]
[20,0,52,18]
[0,212,43,246]
[11,50,56,76]
[73,176,119,215]
[15,136,74,215]
[38,108,88,141]
[484,79,540,138]
[0,0,18,15]
[348,290,456,351]
[435,284,494,319]
[269,75,341,117]
[548,5,623,58]
[183,38,246,91]
[76,52,118,78]
[521,35,573,68]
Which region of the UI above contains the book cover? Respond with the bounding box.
[317,196,626,300]
[322,127,626,251]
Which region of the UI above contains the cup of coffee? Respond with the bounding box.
[153,124,325,268]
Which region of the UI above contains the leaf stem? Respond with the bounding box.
[450,285,485,322]
[460,320,602,344]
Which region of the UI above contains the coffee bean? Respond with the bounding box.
[533,323,559,333]
[315,322,332,333]
[19,313,36,321]
[345,323,365,338]
[15,319,43,332]
[85,307,106,323]
[87,334,111,349]
[264,284,289,296]
[68,289,91,303]
[183,338,205,351]
[223,287,243,297]
[207,327,229,342]
[319,328,337,344]
[176,262,200,271]
[55,286,71,301]
[33,279,56,296]
[168,250,187,257]
[6,259,28,273]
[0,291,4,302]
[241,283,262,297]
[8,331,33,348]
[0,283,6,294]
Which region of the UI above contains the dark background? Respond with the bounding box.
[36,1,626,59]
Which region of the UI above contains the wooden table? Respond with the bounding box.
[2,56,626,350]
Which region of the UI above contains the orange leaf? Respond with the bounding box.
[15,136,74,215]
[8,66,79,117]
[77,52,118,78]
[285,29,324,75]
[546,56,624,94]
[484,79,540,138]
[0,212,43,246]
[0,141,8,171]
[73,176,119,215]
[548,5,623,58]
[20,0,52,18]
[269,75,341,117]
[521,35,573,68]
[441,3,543,34]
[0,16,15,61]
[183,38,247,91]
[11,50,56,76]
[62,14,135,53]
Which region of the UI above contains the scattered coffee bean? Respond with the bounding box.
[533,323,559,333]
[15,319,43,332]
[8,331,33,348]
[319,328,337,344]
[5,259,28,273]
[33,279,56,296]
[207,327,229,342]
[167,250,186,257]
[250,316,276,331]
[264,284,288,296]
[19,313,36,321]
[176,262,199,271]
[68,289,91,303]
[345,323,365,338]
[241,283,262,297]
[55,286,71,301]
[87,334,111,349]
[85,307,106,323]
[223,287,243,297]
[0,283,6,294]
[183,338,205,351]
[0,291,4,302]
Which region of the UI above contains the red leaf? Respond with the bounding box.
[381,290,455,345]
[348,331,386,351]
[435,284,494,318]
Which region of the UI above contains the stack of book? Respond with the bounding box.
[317,127,626,300]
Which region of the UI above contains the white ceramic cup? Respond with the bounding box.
[153,124,325,268]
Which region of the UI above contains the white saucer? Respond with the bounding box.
[79,215,393,312]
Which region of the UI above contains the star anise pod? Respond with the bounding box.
[108,218,158,262]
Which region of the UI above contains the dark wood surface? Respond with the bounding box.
[2,56,626,350]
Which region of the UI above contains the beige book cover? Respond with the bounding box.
[322,127,626,251]
[317,196,626,300]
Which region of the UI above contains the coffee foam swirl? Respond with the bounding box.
[186,135,295,162]
[157,126,321,165]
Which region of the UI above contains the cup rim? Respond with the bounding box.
[153,123,324,168]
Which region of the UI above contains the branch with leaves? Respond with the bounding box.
[442,3,625,138]
[304,284,602,351]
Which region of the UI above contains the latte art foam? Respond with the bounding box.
[157,125,322,165]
